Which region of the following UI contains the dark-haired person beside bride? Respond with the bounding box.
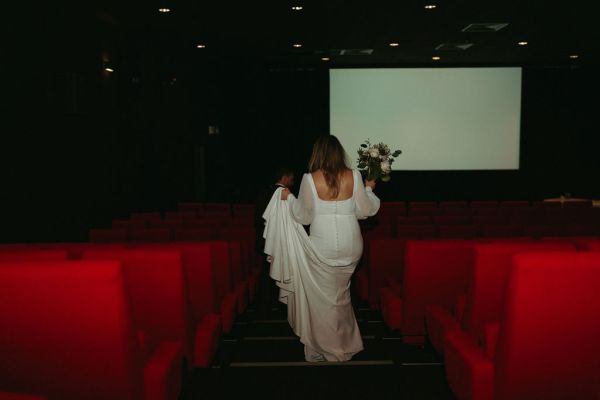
[262,134,380,362]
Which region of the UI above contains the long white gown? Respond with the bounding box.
[262,169,380,361]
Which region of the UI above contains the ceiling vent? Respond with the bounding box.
[333,49,374,56]
[435,43,474,51]
[462,23,509,32]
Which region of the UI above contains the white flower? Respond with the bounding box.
[381,160,391,173]
[369,148,379,157]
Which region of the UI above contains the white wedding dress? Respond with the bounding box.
[262,169,380,361]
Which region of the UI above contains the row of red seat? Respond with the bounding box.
[115,214,254,227]
[131,203,255,219]
[378,200,594,209]
[366,238,600,400]
[90,226,258,246]
[0,240,261,399]
[362,222,599,240]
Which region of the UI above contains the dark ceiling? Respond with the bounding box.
[13,0,599,71]
[100,0,598,65]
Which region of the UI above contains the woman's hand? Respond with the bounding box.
[365,179,376,190]
[281,188,290,200]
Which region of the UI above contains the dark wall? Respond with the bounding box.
[3,10,599,243]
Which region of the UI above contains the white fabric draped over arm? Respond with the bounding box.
[287,173,314,225]
[353,170,381,219]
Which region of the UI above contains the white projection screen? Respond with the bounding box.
[330,67,522,170]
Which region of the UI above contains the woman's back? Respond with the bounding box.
[311,168,354,201]
[304,169,365,264]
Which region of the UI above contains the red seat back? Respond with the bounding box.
[495,252,600,400]
[368,239,405,309]
[0,262,141,399]
[0,250,67,262]
[463,242,576,342]
[82,249,191,359]
[402,240,475,338]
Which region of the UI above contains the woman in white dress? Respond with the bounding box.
[269,135,380,362]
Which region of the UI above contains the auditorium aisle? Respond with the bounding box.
[182,289,455,399]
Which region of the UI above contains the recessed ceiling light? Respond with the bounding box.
[425,5,437,9]
[292,6,303,11]
[518,41,528,46]
[158,8,170,13]
[321,57,330,61]
[432,56,441,61]
[196,44,206,48]
[293,43,302,48]
[569,54,579,59]
[389,42,399,47]
[105,67,114,73]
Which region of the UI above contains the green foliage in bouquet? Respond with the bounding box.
[357,139,402,182]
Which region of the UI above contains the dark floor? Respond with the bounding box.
[182,280,455,400]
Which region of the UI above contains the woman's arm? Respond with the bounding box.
[285,174,314,225]
[355,171,380,219]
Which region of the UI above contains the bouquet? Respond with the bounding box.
[357,139,402,182]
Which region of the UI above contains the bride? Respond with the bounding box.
[262,134,380,362]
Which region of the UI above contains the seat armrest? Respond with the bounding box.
[143,341,183,400]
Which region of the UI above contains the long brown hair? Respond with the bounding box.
[308,135,349,198]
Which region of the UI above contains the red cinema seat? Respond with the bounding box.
[395,240,475,346]
[470,200,499,208]
[480,224,524,238]
[472,215,507,226]
[499,200,530,208]
[89,228,128,243]
[217,227,260,300]
[0,261,181,400]
[0,392,47,399]
[440,201,468,208]
[396,216,432,225]
[408,207,442,217]
[39,243,126,260]
[0,249,67,261]
[228,240,249,313]
[442,207,472,216]
[203,203,231,216]
[367,239,405,311]
[376,202,406,223]
[232,204,255,217]
[396,224,437,239]
[523,224,565,238]
[81,249,189,367]
[437,225,477,239]
[127,243,223,368]
[183,219,217,230]
[433,216,472,226]
[565,223,598,236]
[356,228,395,302]
[207,241,238,334]
[409,201,437,208]
[494,252,600,400]
[464,242,577,346]
[0,244,26,250]
[444,241,577,400]
[572,238,600,251]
